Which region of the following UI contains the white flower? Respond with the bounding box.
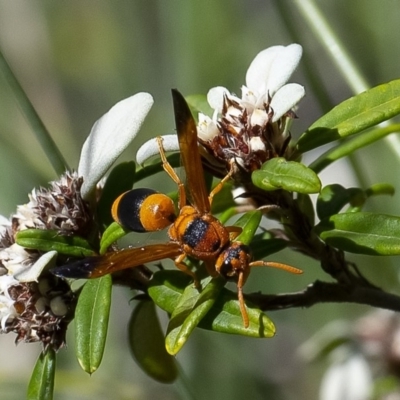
[136,44,304,166]
[208,43,305,123]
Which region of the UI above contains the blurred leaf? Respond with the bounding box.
[186,94,213,119]
[317,185,365,220]
[309,124,400,173]
[27,349,56,400]
[316,212,400,255]
[297,80,400,153]
[97,161,136,227]
[297,193,315,227]
[75,275,112,374]
[128,300,178,383]
[165,276,224,355]
[252,158,321,194]
[149,270,275,338]
[250,233,287,260]
[99,222,130,255]
[233,210,262,245]
[16,229,95,257]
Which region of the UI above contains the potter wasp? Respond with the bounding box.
[53,89,301,327]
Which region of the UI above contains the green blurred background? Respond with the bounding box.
[0,0,399,399]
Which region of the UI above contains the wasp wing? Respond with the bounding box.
[172,89,210,214]
[52,243,182,279]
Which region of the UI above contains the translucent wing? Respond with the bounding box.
[52,243,182,278]
[172,89,210,214]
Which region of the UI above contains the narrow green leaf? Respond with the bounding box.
[165,276,225,355]
[75,275,112,374]
[99,222,131,255]
[149,270,275,338]
[317,185,365,220]
[27,349,56,400]
[128,301,178,383]
[97,161,136,228]
[309,124,400,173]
[16,229,95,257]
[316,212,400,255]
[232,210,262,245]
[297,80,400,153]
[252,158,321,194]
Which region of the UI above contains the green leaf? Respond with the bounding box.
[128,300,178,383]
[148,270,192,312]
[165,276,224,355]
[252,158,321,194]
[233,210,262,245]
[199,289,275,337]
[99,222,131,255]
[185,94,213,119]
[316,212,400,255]
[149,270,275,338]
[297,193,315,227]
[27,349,56,400]
[16,229,95,257]
[97,161,136,228]
[297,80,400,153]
[309,124,400,173]
[317,185,365,220]
[75,275,112,374]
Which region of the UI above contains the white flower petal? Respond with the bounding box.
[319,354,372,400]
[207,86,230,111]
[14,250,57,282]
[270,83,305,122]
[266,44,303,96]
[250,109,269,127]
[246,44,302,97]
[78,93,154,199]
[136,134,179,165]
[198,113,220,141]
[245,46,284,94]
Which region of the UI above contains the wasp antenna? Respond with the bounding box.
[237,271,249,328]
[250,260,303,275]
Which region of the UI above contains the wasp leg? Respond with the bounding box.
[237,271,249,328]
[208,161,234,206]
[174,253,200,288]
[225,226,242,240]
[157,136,186,209]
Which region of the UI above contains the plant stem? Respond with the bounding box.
[0,48,69,175]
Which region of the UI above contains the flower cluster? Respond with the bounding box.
[137,44,305,180]
[0,93,154,349]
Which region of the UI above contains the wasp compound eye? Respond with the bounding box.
[112,188,176,232]
[216,242,252,280]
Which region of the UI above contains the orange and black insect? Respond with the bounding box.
[53,89,301,327]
